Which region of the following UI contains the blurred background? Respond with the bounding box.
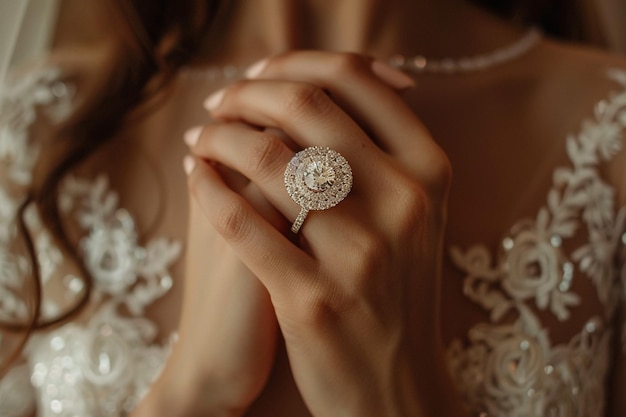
[596,0,626,51]
[471,0,626,51]
[1,0,626,81]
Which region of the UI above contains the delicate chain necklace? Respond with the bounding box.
[390,28,541,74]
[180,28,541,81]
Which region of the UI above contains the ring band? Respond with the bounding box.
[291,208,309,234]
[284,146,353,233]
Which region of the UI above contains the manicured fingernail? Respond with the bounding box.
[245,58,269,79]
[184,126,202,147]
[204,89,225,111]
[371,60,416,90]
[183,156,196,175]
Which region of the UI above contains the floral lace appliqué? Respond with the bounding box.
[446,69,626,417]
[0,66,73,185]
[0,67,180,416]
[0,66,74,324]
[17,174,181,417]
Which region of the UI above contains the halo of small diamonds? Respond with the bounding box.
[284,146,353,211]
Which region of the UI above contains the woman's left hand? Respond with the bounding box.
[186,51,467,417]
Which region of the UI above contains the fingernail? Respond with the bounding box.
[184,126,202,147]
[371,60,416,90]
[245,58,269,79]
[204,89,225,111]
[183,156,196,175]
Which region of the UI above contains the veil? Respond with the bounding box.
[0,0,60,87]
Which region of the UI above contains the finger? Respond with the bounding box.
[185,155,317,299]
[204,78,378,154]
[188,122,299,221]
[202,79,396,189]
[186,123,376,248]
[244,51,428,160]
[186,122,303,190]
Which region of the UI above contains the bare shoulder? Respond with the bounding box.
[537,38,626,203]
[534,37,626,86]
[520,38,626,115]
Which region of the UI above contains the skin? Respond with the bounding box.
[41,0,626,416]
[196,54,455,416]
[136,52,458,417]
[133,1,482,414]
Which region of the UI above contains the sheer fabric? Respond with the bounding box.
[0,67,176,417]
[447,69,626,416]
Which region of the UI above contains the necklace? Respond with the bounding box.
[389,28,541,74]
[180,28,541,81]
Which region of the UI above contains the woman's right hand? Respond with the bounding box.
[132,125,287,417]
[131,56,414,417]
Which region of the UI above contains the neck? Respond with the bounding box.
[196,0,526,66]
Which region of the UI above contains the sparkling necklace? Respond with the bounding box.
[390,28,541,74]
[180,28,541,81]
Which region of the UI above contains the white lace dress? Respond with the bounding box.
[0,65,625,417]
[0,67,179,416]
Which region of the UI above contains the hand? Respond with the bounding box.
[186,52,468,417]
[133,126,286,417]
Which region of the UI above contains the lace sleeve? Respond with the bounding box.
[0,65,74,417]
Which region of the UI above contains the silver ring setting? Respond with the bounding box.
[284,146,353,233]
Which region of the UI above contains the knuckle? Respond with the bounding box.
[428,150,453,191]
[300,295,332,326]
[246,133,287,180]
[352,230,388,273]
[329,53,368,77]
[398,181,427,211]
[356,228,387,258]
[337,227,388,282]
[282,83,331,119]
[420,148,453,196]
[293,277,373,330]
[199,122,226,140]
[392,180,430,231]
[294,287,345,330]
[229,79,249,93]
[262,53,287,70]
[221,80,248,103]
[280,270,346,330]
[214,198,251,243]
[192,124,218,149]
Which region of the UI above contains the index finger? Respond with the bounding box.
[242,51,435,166]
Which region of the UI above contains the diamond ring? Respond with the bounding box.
[284,146,353,233]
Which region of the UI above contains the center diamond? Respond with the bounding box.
[303,160,335,192]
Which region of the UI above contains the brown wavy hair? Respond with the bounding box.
[473,0,607,45]
[0,0,224,376]
[0,0,605,376]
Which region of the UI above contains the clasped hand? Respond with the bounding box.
[142,51,466,417]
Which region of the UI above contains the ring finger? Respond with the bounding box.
[204,79,385,174]
[189,122,297,218]
[187,122,369,245]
